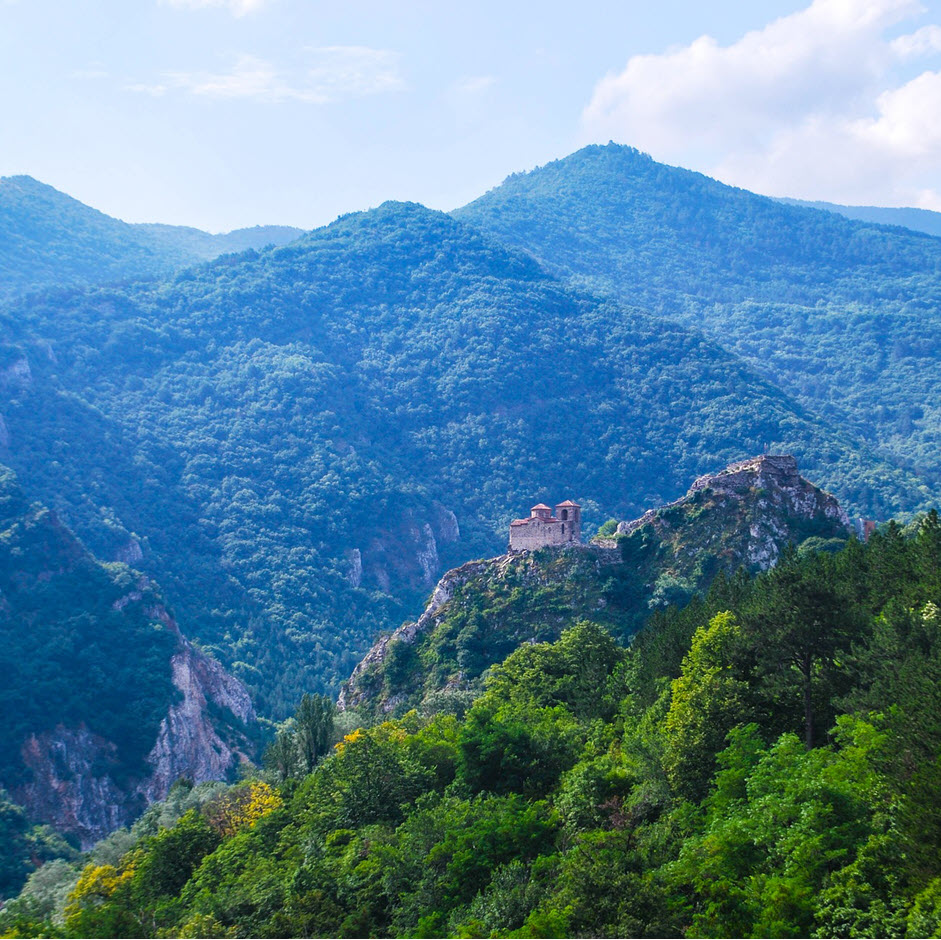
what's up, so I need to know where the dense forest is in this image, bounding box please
[0,464,179,787]
[3,518,940,938]
[3,150,941,939]
[0,200,932,717]
[456,143,941,483]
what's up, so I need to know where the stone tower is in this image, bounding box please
[554,500,581,543]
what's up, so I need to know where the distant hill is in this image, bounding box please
[0,175,303,301]
[135,222,306,260]
[340,454,854,717]
[1,201,923,716]
[455,144,941,484]
[777,197,941,239]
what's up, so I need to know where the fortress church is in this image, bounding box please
[509,500,581,551]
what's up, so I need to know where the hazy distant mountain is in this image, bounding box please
[136,222,307,260]
[0,175,303,301]
[1,201,922,715]
[455,144,941,482]
[777,197,941,239]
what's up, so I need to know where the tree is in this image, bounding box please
[294,694,336,774]
[744,552,859,748]
[663,611,752,801]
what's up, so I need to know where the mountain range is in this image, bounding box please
[777,197,941,239]
[456,144,941,484]
[3,144,941,879]
[1,190,933,720]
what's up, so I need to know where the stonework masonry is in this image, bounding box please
[509,500,581,551]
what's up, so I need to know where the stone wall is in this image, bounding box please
[510,518,573,551]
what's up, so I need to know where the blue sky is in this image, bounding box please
[1,0,939,231]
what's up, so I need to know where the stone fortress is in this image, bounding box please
[509,500,581,551]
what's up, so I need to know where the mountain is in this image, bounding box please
[0,175,303,301]
[777,197,941,239]
[339,454,853,716]
[0,201,929,717]
[0,464,256,852]
[454,144,941,484]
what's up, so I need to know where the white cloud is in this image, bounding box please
[303,46,405,99]
[161,0,271,16]
[129,47,404,104]
[581,0,941,207]
[453,75,497,96]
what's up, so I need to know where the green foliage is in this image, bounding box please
[0,792,78,903]
[10,526,941,937]
[663,612,752,801]
[0,467,179,788]
[456,142,941,498]
[263,694,336,782]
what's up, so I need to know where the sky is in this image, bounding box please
[1,0,940,232]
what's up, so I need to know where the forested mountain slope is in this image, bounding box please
[0,465,256,859]
[0,202,925,716]
[0,175,302,302]
[778,197,941,238]
[455,144,941,482]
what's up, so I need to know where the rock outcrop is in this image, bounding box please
[606,455,851,569]
[142,637,255,807]
[340,455,853,717]
[12,592,256,849]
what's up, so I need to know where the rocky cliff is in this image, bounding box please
[0,464,256,848]
[340,455,852,717]
[603,454,851,575]
[16,629,255,849]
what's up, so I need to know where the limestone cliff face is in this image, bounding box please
[14,608,256,849]
[340,455,853,717]
[0,466,257,849]
[138,631,255,809]
[354,502,461,594]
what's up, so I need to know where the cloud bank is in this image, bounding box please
[582,0,941,209]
